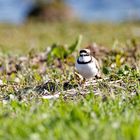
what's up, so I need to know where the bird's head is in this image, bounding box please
[77,49,91,63]
[79,49,91,57]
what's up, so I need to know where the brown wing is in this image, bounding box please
[92,57,101,78]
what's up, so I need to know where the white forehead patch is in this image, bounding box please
[80,52,88,55]
[79,55,91,62]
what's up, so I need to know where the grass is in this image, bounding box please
[0,21,140,140]
[0,21,140,54]
[1,96,140,140]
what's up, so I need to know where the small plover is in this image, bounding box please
[75,49,100,79]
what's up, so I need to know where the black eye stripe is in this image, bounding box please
[80,54,89,56]
[80,50,87,53]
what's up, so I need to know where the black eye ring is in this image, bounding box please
[80,54,89,56]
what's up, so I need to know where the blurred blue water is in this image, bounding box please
[0,0,34,24]
[0,0,140,24]
[66,0,140,22]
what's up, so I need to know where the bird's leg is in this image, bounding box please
[95,74,102,79]
[74,71,87,88]
[95,75,99,79]
[81,78,86,84]
[78,77,86,90]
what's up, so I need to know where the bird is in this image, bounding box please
[75,49,101,80]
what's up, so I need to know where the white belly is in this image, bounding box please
[75,61,98,79]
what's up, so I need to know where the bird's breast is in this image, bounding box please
[75,61,98,79]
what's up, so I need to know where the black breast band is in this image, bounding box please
[77,57,92,64]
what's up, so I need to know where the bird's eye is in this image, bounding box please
[80,53,89,56]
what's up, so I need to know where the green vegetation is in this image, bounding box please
[0,22,139,54]
[0,22,140,140]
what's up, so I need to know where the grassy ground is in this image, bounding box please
[0,21,140,140]
[0,21,140,54]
